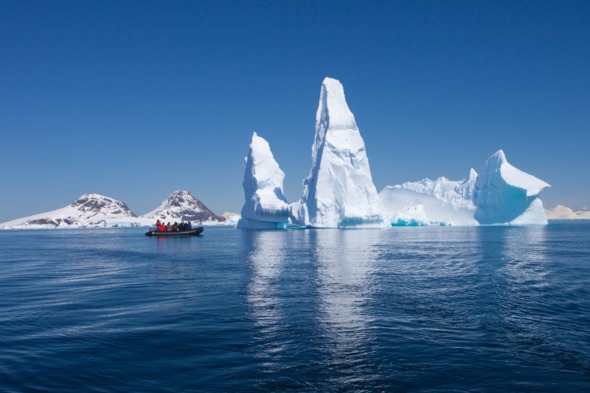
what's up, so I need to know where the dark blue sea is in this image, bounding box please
[1,223,589,392]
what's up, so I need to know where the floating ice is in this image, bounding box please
[237,132,290,229]
[381,151,550,226]
[380,170,478,226]
[474,150,550,225]
[293,77,385,228]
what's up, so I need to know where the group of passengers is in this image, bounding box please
[155,219,192,232]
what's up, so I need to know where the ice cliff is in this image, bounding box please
[237,132,291,229]
[293,77,385,228]
[380,169,478,226]
[474,150,550,225]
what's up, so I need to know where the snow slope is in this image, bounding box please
[293,77,385,228]
[0,194,137,229]
[237,132,290,229]
[0,190,230,229]
[544,205,590,220]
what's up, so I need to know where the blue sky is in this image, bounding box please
[1,0,588,222]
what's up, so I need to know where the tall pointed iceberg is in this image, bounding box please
[237,132,291,229]
[293,77,384,228]
[474,150,550,225]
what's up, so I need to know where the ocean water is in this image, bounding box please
[1,224,589,392]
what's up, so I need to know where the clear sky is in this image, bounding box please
[1,0,589,222]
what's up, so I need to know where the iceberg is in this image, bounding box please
[380,151,550,226]
[474,150,550,225]
[237,132,291,229]
[293,77,385,228]
[380,170,479,226]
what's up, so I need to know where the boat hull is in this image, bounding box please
[145,227,204,236]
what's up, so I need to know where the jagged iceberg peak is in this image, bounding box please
[316,77,358,132]
[474,150,550,225]
[393,170,477,209]
[295,77,384,228]
[237,132,290,229]
[379,170,479,227]
[142,190,224,223]
[462,168,478,201]
[487,149,549,196]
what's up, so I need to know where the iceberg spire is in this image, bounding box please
[294,77,384,228]
[237,132,290,229]
[474,150,550,225]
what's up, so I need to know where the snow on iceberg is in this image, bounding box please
[474,150,550,225]
[237,132,291,229]
[293,77,385,228]
[380,170,479,226]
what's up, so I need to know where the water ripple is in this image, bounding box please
[0,225,589,391]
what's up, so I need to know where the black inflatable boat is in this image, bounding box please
[145,227,204,236]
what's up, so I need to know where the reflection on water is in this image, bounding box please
[246,231,286,334]
[245,231,289,372]
[500,226,549,288]
[312,230,377,383]
[3,226,588,391]
[245,229,380,385]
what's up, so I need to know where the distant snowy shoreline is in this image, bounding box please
[0,191,239,230]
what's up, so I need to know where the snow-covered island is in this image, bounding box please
[0,191,231,229]
[544,205,590,220]
[238,77,554,229]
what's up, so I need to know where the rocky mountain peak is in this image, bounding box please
[141,190,225,223]
[71,194,137,217]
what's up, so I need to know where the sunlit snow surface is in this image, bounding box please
[0,191,233,229]
[0,194,137,229]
